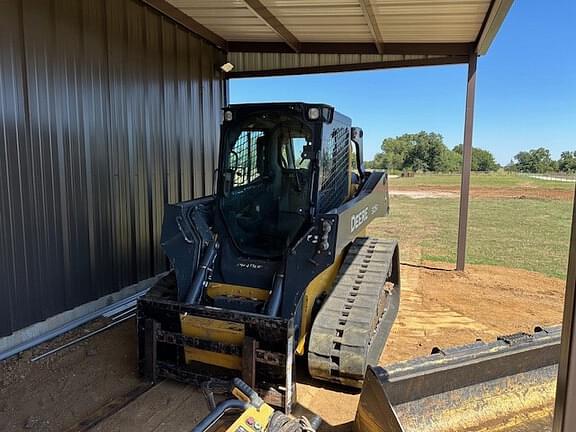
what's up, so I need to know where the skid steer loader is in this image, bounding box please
[137,103,400,411]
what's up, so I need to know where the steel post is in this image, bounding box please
[456,53,478,271]
[553,187,576,431]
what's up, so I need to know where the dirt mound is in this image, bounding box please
[392,185,573,201]
[0,318,141,432]
[390,190,457,199]
[381,262,565,364]
[298,262,565,430]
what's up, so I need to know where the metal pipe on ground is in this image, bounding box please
[0,283,153,361]
[102,300,137,318]
[30,314,136,362]
[111,307,137,321]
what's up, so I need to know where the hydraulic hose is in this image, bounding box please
[191,399,248,432]
[185,239,218,304]
[232,377,264,408]
[265,273,284,316]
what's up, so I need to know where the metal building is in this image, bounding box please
[0,0,226,341]
[1,0,575,430]
[0,0,512,353]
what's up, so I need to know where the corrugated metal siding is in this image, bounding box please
[372,0,489,42]
[168,0,491,44]
[0,0,226,337]
[169,0,283,42]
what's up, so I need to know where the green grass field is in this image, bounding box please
[368,174,574,279]
[389,172,575,191]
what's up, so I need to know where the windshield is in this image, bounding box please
[220,112,314,257]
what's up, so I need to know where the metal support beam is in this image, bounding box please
[228,56,470,79]
[553,187,576,431]
[358,0,385,54]
[141,0,227,50]
[476,0,514,55]
[456,53,478,271]
[227,42,475,56]
[243,0,301,52]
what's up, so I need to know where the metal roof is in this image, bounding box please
[143,0,514,76]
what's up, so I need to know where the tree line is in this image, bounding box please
[365,131,575,174]
[365,131,498,173]
[506,148,576,174]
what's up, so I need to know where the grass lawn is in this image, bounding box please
[368,174,574,279]
[389,172,575,191]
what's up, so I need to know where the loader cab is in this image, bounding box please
[216,103,365,262]
[218,103,330,258]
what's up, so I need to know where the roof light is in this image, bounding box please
[307,107,321,120]
[220,62,235,73]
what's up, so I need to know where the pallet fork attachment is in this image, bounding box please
[138,283,297,413]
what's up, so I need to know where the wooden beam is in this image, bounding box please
[227,41,475,56]
[228,56,469,78]
[141,0,227,50]
[456,53,478,271]
[143,319,159,383]
[358,0,385,54]
[242,337,257,389]
[243,0,301,52]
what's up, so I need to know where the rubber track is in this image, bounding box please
[307,237,400,388]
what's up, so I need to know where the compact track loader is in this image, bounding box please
[137,103,400,411]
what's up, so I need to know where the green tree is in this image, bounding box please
[367,132,498,173]
[513,147,556,173]
[403,132,447,172]
[558,151,576,173]
[379,135,412,170]
[365,152,387,169]
[453,145,499,172]
[373,131,450,172]
[440,150,462,173]
[504,160,517,172]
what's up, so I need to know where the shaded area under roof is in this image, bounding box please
[143,0,513,77]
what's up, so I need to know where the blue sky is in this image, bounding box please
[230,1,575,164]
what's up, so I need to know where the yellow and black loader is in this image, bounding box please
[137,103,400,411]
[138,103,561,431]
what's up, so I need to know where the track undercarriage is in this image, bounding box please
[308,238,400,387]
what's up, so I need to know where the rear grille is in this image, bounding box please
[319,126,350,213]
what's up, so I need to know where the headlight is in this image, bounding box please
[220,62,235,73]
[307,107,320,120]
[224,110,233,122]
